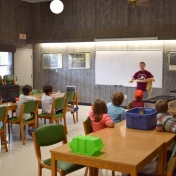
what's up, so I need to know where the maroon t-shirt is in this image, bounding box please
[133,70,153,91]
[131,100,144,108]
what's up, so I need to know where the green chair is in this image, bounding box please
[3,75,15,85]
[32,89,43,94]
[127,101,132,110]
[7,100,40,145]
[65,92,79,123]
[130,143,176,176]
[83,116,93,135]
[0,106,8,152]
[32,124,84,176]
[38,97,68,134]
[0,75,4,85]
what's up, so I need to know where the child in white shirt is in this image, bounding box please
[41,85,54,113]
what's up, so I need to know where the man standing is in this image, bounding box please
[129,62,155,99]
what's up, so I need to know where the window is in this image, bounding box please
[0,52,13,76]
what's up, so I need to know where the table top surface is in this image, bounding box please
[50,120,175,167]
[144,95,176,103]
[31,93,66,98]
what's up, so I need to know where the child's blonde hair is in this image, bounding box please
[155,99,168,113]
[93,99,107,122]
[111,92,124,106]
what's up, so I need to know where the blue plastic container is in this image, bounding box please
[125,108,157,130]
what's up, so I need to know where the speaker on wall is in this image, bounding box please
[66,86,76,92]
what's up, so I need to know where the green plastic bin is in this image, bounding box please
[69,135,105,156]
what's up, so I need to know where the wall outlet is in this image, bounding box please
[124,94,127,99]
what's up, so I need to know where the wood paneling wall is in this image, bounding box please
[30,0,176,42]
[0,0,32,48]
[1,0,176,104]
[33,41,176,105]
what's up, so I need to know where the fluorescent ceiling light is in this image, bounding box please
[95,37,158,41]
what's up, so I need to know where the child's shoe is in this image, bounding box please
[71,107,79,114]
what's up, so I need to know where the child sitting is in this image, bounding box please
[15,85,40,137]
[16,85,40,120]
[89,99,114,132]
[131,90,144,108]
[155,99,176,133]
[107,92,125,123]
[41,85,54,113]
[41,85,62,114]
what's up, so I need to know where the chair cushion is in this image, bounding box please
[43,158,84,173]
[38,113,64,118]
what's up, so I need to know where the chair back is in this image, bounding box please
[127,101,132,110]
[3,75,14,85]
[83,116,93,135]
[54,97,68,110]
[66,92,75,106]
[167,143,176,174]
[34,124,67,147]
[32,89,43,94]
[0,106,8,125]
[0,75,3,85]
[23,101,38,113]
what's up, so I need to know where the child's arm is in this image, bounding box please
[107,122,114,128]
[36,98,41,101]
[156,118,164,132]
[156,125,164,132]
[104,115,115,128]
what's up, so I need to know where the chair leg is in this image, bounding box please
[3,132,8,152]
[84,167,89,176]
[72,113,76,123]
[20,125,25,145]
[8,123,10,134]
[76,110,78,122]
[44,119,46,124]
[112,171,115,176]
[63,117,68,134]
[38,164,42,176]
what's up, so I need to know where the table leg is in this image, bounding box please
[89,167,98,176]
[51,153,57,176]
[157,144,165,174]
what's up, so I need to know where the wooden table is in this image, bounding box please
[1,102,17,111]
[50,121,175,176]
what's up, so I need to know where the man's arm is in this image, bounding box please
[129,77,135,83]
[147,77,155,82]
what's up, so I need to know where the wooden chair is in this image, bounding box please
[0,106,8,152]
[3,74,15,85]
[83,117,115,176]
[65,92,79,123]
[32,124,84,176]
[127,101,132,110]
[0,75,4,85]
[7,100,40,145]
[127,143,176,176]
[38,97,68,134]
